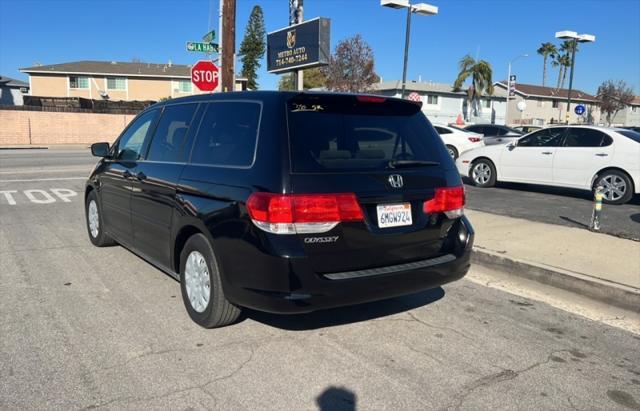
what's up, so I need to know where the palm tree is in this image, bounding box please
[453,55,494,120]
[537,42,557,87]
[553,40,578,89]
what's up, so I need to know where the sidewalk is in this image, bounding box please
[466,209,640,311]
[0,144,90,150]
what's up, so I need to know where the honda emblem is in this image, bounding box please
[388,174,403,188]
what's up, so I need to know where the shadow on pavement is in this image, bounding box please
[316,386,357,411]
[559,216,590,229]
[244,287,445,331]
[631,214,640,224]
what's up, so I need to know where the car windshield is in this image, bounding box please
[617,129,640,143]
[287,95,446,172]
[449,125,475,133]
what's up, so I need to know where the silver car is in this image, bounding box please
[464,124,523,145]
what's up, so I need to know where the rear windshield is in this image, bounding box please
[287,95,445,172]
[617,129,640,143]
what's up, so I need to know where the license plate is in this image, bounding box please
[376,203,412,228]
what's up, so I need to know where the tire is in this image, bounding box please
[85,190,116,247]
[180,234,241,328]
[446,145,459,160]
[470,159,497,188]
[595,170,634,205]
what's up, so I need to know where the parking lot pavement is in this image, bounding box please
[1,150,639,410]
[464,180,640,241]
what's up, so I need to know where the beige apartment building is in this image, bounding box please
[494,82,601,126]
[20,60,247,101]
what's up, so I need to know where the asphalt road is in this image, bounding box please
[465,180,640,241]
[1,149,639,410]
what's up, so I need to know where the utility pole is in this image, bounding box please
[221,0,236,92]
[290,0,304,91]
[217,0,224,92]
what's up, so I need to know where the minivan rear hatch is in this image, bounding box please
[283,93,462,274]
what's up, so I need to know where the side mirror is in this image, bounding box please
[508,141,517,149]
[91,142,110,158]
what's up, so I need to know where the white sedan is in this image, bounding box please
[456,126,640,205]
[433,124,484,159]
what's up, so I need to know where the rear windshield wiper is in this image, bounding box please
[387,160,440,169]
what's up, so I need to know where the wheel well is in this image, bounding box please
[173,225,203,274]
[84,185,94,203]
[592,167,635,191]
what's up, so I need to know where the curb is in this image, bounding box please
[471,248,640,313]
[0,146,48,150]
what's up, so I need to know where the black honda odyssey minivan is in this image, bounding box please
[85,91,474,328]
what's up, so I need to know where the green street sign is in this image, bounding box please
[186,41,219,54]
[202,30,216,43]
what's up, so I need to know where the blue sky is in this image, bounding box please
[1,0,639,94]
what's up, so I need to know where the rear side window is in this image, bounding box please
[115,109,159,161]
[191,102,261,167]
[288,95,445,172]
[146,103,198,162]
[563,128,611,147]
[434,126,452,134]
[465,125,483,134]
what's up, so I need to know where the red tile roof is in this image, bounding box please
[496,82,599,102]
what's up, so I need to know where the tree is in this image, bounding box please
[552,40,578,90]
[323,35,378,93]
[597,80,634,125]
[277,67,328,91]
[238,5,266,90]
[452,55,494,120]
[537,42,557,87]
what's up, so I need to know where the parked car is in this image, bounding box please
[464,124,523,146]
[85,92,474,328]
[456,126,640,204]
[622,126,640,133]
[513,125,543,134]
[432,124,484,159]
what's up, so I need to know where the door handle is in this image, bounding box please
[135,172,147,181]
[595,153,608,157]
[541,151,553,155]
[123,170,133,179]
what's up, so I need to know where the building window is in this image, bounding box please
[552,100,559,108]
[483,99,491,108]
[69,76,88,89]
[178,80,192,93]
[426,95,438,105]
[106,77,126,90]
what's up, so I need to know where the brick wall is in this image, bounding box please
[0,110,134,145]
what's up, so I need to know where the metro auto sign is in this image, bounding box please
[267,17,331,73]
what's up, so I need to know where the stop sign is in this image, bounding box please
[191,60,219,91]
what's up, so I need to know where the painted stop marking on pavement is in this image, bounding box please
[191,60,219,91]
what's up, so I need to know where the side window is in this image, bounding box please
[518,128,566,147]
[191,102,261,167]
[115,109,158,161]
[563,128,609,147]
[434,126,452,134]
[146,103,198,162]
[496,127,509,136]
[466,125,483,134]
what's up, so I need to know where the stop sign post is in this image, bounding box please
[191,60,219,92]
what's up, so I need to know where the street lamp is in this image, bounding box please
[555,30,596,123]
[381,0,438,99]
[505,54,528,126]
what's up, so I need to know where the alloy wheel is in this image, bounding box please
[88,200,99,238]
[472,163,491,185]
[599,175,626,202]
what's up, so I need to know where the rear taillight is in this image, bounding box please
[247,193,364,234]
[423,186,465,218]
[468,137,482,143]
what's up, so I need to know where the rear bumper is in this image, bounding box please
[221,216,474,314]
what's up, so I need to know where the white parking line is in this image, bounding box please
[0,168,91,175]
[0,177,86,183]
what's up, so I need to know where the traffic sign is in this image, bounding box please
[575,104,586,115]
[186,42,218,54]
[191,60,219,91]
[509,75,516,97]
[202,30,216,43]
